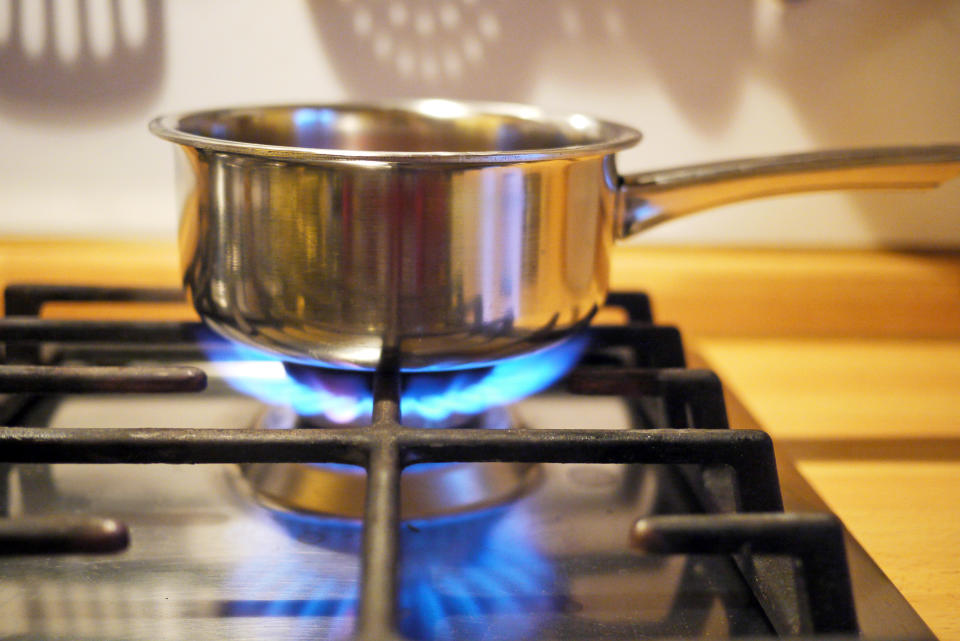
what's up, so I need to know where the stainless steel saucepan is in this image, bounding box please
[150,99,960,371]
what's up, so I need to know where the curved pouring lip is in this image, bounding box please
[148,99,642,165]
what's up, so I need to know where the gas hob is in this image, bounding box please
[0,286,937,641]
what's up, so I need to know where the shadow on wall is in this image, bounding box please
[0,0,165,124]
[754,1,960,247]
[306,1,542,106]
[308,0,951,140]
[759,1,956,144]
[307,0,754,134]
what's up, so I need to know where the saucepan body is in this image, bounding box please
[150,100,960,371]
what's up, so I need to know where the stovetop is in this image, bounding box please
[0,286,938,641]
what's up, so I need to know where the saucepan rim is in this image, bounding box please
[148,98,642,165]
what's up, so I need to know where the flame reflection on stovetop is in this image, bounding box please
[226,504,561,641]
[205,334,589,426]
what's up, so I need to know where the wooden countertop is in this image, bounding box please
[2,240,959,639]
[696,338,960,641]
[613,247,960,640]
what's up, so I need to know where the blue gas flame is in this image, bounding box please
[226,504,561,641]
[206,334,588,425]
[397,508,561,640]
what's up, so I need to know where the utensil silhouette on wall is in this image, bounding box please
[308,0,542,102]
[0,0,164,123]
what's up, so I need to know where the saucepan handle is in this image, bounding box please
[616,145,960,238]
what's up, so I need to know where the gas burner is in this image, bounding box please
[241,405,538,519]
[210,337,589,427]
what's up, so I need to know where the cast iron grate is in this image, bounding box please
[0,284,857,638]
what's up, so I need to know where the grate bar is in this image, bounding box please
[631,512,857,634]
[4,285,186,316]
[357,369,404,641]
[2,285,211,362]
[590,325,686,368]
[400,425,753,462]
[0,427,371,466]
[399,426,781,512]
[603,292,654,323]
[357,439,402,641]
[0,318,217,343]
[0,425,783,512]
[567,367,730,429]
[0,515,129,556]
[0,365,207,393]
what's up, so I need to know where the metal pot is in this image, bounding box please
[150,99,960,371]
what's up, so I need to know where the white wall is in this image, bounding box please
[1,0,959,247]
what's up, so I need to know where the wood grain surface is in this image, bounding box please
[795,460,960,641]
[610,246,960,338]
[696,338,960,641]
[2,239,959,638]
